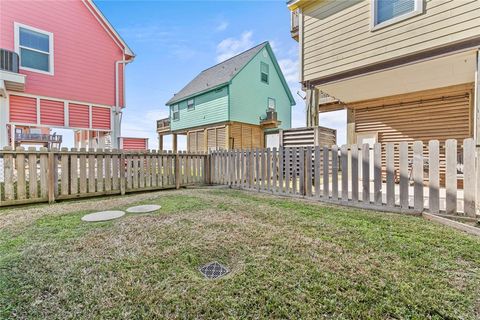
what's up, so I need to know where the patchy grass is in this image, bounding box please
[1,188,479,319]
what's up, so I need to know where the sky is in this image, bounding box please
[77,0,346,149]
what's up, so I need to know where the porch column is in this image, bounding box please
[474,50,480,215]
[306,87,319,127]
[172,133,178,153]
[111,107,121,149]
[158,133,163,151]
[0,96,8,148]
[347,108,355,145]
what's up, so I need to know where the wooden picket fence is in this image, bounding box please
[0,147,209,207]
[211,138,479,217]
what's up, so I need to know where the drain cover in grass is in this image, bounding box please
[199,261,229,279]
[126,204,161,213]
[81,211,125,222]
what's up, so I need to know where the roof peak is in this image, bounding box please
[201,41,269,73]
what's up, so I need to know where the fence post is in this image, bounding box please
[204,153,211,185]
[175,152,181,189]
[48,151,56,204]
[120,151,126,195]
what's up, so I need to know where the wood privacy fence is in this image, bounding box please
[211,138,479,217]
[0,147,209,207]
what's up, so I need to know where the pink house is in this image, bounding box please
[0,0,135,149]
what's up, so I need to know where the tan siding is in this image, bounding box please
[302,0,480,81]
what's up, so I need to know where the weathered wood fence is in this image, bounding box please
[0,147,209,207]
[211,139,479,217]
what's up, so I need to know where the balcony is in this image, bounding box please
[290,9,299,41]
[260,110,282,129]
[15,133,62,147]
[0,49,26,93]
[156,118,171,133]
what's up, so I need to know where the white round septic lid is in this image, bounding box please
[126,205,161,213]
[81,210,125,222]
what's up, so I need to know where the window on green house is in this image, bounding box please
[172,104,179,120]
[268,98,276,110]
[261,62,269,84]
[187,99,195,110]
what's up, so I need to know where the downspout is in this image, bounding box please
[114,54,133,148]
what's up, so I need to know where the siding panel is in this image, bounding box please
[302,0,480,81]
[91,106,111,130]
[9,95,37,124]
[40,99,64,126]
[68,103,90,129]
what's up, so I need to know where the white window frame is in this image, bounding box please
[267,97,276,111]
[370,0,424,31]
[172,104,180,121]
[187,99,195,111]
[14,22,54,75]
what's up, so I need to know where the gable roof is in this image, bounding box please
[83,0,135,58]
[166,42,269,105]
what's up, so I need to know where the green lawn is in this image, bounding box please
[0,188,479,319]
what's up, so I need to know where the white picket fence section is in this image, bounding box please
[211,139,479,217]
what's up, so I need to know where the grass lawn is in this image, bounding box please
[1,188,479,319]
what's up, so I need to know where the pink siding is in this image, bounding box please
[40,99,64,127]
[68,103,89,129]
[9,95,37,124]
[121,138,148,151]
[91,106,111,130]
[1,0,127,107]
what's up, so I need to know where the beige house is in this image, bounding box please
[288,0,480,149]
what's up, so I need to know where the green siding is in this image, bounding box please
[229,47,293,129]
[170,86,229,131]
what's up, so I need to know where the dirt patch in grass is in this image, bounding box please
[1,188,479,319]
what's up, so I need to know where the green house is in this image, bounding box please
[157,42,295,152]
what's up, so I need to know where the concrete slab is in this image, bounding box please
[81,210,125,222]
[126,204,161,213]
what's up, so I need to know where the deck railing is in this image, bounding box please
[157,118,171,131]
[15,133,62,143]
[0,49,19,73]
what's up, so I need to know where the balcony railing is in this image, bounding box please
[15,133,62,144]
[157,118,171,132]
[1,49,19,73]
[260,110,281,129]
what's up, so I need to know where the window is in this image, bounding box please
[267,98,276,111]
[172,104,179,120]
[14,23,54,74]
[187,99,195,110]
[372,0,423,29]
[260,62,269,84]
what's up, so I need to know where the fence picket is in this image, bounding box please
[306,146,313,197]
[105,151,112,192]
[70,149,78,195]
[112,151,119,191]
[399,142,409,209]
[413,141,424,212]
[386,143,395,207]
[428,141,440,214]
[96,150,104,193]
[79,148,87,194]
[331,145,338,200]
[373,143,382,205]
[285,148,291,194]
[88,149,96,193]
[15,147,26,200]
[266,148,271,191]
[341,145,348,201]
[278,147,284,194]
[351,145,358,202]
[463,138,476,217]
[60,148,69,196]
[361,144,370,203]
[323,146,329,198]
[28,147,38,199]
[4,147,14,200]
[299,147,305,196]
[445,139,457,215]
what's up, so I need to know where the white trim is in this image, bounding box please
[64,101,69,127]
[81,0,134,57]
[14,22,54,75]
[88,105,93,129]
[370,0,424,31]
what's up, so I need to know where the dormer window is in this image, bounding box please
[14,23,54,75]
[371,0,423,30]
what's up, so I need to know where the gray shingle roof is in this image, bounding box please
[166,42,268,105]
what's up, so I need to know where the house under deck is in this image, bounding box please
[315,50,479,190]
